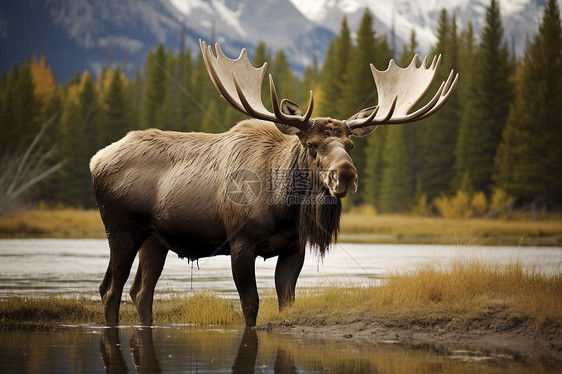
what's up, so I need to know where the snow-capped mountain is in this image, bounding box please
[288,0,554,57]
[0,0,554,81]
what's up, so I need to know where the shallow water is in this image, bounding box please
[0,325,557,373]
[0,239,560,300]
[0,240,561,373]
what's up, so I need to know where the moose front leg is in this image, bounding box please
[275,246,305,311]
[230,240,259,327]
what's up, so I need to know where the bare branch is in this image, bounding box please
[0,117,66,214]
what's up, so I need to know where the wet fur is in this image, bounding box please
[90,120,341,258]
[90,119,344,326]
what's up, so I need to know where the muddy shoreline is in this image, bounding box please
[260,313,562,365]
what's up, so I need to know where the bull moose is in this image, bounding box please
[90,40,458,327]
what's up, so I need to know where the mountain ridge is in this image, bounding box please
[0,0,553,81]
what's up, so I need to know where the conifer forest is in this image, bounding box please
[1,0,561,215]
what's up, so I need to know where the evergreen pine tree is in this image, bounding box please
[302,56,320,114]
[379,125,411,212]
[99,67,130,147]
[319,18,351,118]
[253,41,270,67]
[453,23,477,190]
[400,29,419,195]
[339,11,380,117]
[455,0,514,193]
[126,67,143,129]
[60,73,99,207]
[342,9,390,205]
[179,49,195,131]
[415,10,461,200]
[154,50,184,131]
[494,0,562,206]
[188,55,212,131]
[376,30,420,212]
[140,44,167,129]
[334,17,352,117]
[0,63,40,149]
[318,40,337,117]
[200,99,223,133]
[0,65,19,150]
[271,49,295,103]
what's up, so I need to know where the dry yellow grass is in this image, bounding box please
[0,208,105,238]
[259,259,562,331]
[1,207,562,246]
[1,260,560,332]
[0,291,243,329]
[340,213,562,246]
[152,291,243,326]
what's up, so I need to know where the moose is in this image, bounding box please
[90,40,458,327]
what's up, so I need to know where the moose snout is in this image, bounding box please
[328,161,358,198]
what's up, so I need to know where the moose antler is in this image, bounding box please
[346,55,459,130]
[199,40,314,132]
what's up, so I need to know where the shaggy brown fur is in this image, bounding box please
[91,118,356,327]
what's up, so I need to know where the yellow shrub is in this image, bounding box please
[490,188,513,216]
[412,194,431,216]
[434,191,472,218]
[348,204,378,216]
[471,191,488,217]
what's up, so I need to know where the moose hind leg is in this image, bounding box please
[230,240,259,327]
[275,246,305,311]
[101,230,146,325]
[130,235,168,324]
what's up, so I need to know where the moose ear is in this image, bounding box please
[281,99,303,116]
[346,106,379,137]
[275,99,303,135]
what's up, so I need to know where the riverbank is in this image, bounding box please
[258,259,562,362]
[1,208,561,246]
[1,259,560,362]
[262,309,562,365]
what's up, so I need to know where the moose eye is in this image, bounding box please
[306,143,317,158]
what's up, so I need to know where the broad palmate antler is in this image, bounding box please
[200,40,314,132]
[200,40,458,135]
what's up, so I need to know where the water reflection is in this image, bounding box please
[0,325,558,373]
[100,327,300,374]
[91,325,559,374]
[231,329,258,374]
[101,327,161,373]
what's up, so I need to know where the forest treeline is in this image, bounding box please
[0,0,560,215]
